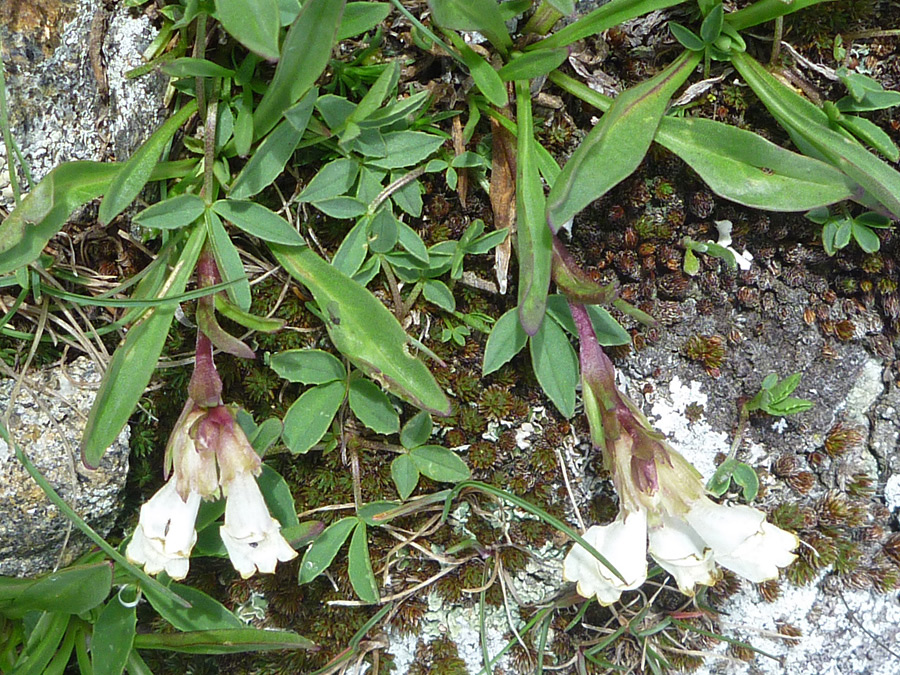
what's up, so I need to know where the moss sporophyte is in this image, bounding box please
[562,303,798,605]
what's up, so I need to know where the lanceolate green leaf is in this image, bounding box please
[497,48,569,82]
[349,378,400,434]
[347,522,380,603]
[529,314,578,418]
[428,0,512,54]
[282,380,345,453]
[532,0,684,50]
[482,307,528,375]
[206,209,252,311]
[132,628,314,653]
[726,0,834,31]
[270,349,346,384]
[391,454,419,500]
[546,50,700,231]
[0,562,112,618]
[515,80,552,336]
[215,0,281,60]
[91,597,137,675]
[299,517,357,583]
[337,1,392,40]
[253,0,346,139]
[212,199,305,245]
[230,89,318,199]
[443,30,508,108]
[0,162,119,275]
[731,51,900,219]
[99,99,198,224]
[81,225,206,467]
[655,117,855,211]
[271,244,452,415]
[134,193,206,230]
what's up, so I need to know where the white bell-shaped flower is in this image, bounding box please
[125,477,201,580]
[648,511,720,594]
[220,472,298,578]
[563,510,648,605]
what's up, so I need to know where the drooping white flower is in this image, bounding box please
[564,302,799,605]
[126,477,201,580]
[219,472,297,579]
[563,510,648,605]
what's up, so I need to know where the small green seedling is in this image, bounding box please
[806,205,892,255]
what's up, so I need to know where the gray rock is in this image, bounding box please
[0,357,129,577]
[0,0,166,209]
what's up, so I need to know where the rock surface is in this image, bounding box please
[0,0,166,208]
[0,357,129,577]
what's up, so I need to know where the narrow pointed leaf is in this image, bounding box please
[530,314,577,417]
[212,199,305,245]
[391,455,420,500]
[515,80,552,335]
[337,2,392,40]
[482,307,528,375]
[253,0,346,139]
[838,114,900,162]
[270,349,346,384]
[428,0,512,53]
[92,597,137,675]
[134,194,206,230]
[0,162,119,275]
[347,522,380,602]
[206,209,253,310]
[271,244,452,415]
[99,100,198,224]
[444,30,508,107]
[133,628,314,653]
[547,51,700,230]
[143,581,243,632]
[215,0,281,60]
[497,48,569,81]
[400,410,433,449]
[299,517,357,583]
[82,225,205,467]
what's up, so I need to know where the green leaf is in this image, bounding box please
[396,220,429,263]
[587,305,631,346]
[731,462,759,502]
[366,131,445,169]
[271,349,346,384]
[731,51,900,219]
[400,410,433,449]
[134,194,206,230]
[347,522,380,603]
[206,209,252,311]
[392,176,425,218]
[0,162,119,275]
[92,596,137,675]
[706,458,736,496]
[82,225,205,467]
[497,48,569,81]
[282,380,346,453]
[299,517,357,583]
[298,158,360,202]
[99,100,198,224]
[11,611,68,675]
[428,0,512,53]
[143,581,243,633]
[250,417,284,454]
[315,197,368,219]
[482,307,528,375]
[655,117,855,211]
[529,315,577,418]
[257,464,300,528]
[668,22,704,51]
[271,245,452,415]
[683,247,700,275]
[133,628,314,654]
[547,51,700,230]
[767,396,814,416]
[391,455,420,500]
[835,219,853,249]
[367,208,399,253]
[212,199,305,245]
[337,2,391,40]
[410,445,471,482]
[253,0,346,139]
[215,0,281,60]
[349,378,400,434]
[351,61,401,124]
[284,87,319,135]
[229,117,305,199]
[162,57,236,78]
[333,218,370,276]
[851,221,881,253]
[443,30,508,107]
[423,279,456,312]
[837,114,900,162]
[700,2,723,44]
[0,562,112,618]
[214,295,285,332]
[760,373,778,389]
[727,0,841,31]
[515,80,552,335]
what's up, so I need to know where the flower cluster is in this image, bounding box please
[126,334,296,580]
[562,304,798,605]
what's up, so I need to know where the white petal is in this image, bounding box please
[125,478,200,580]
[686,499,798,583]
[563,510,648,606]
[648,515,719,595]
[220,473,297,578]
